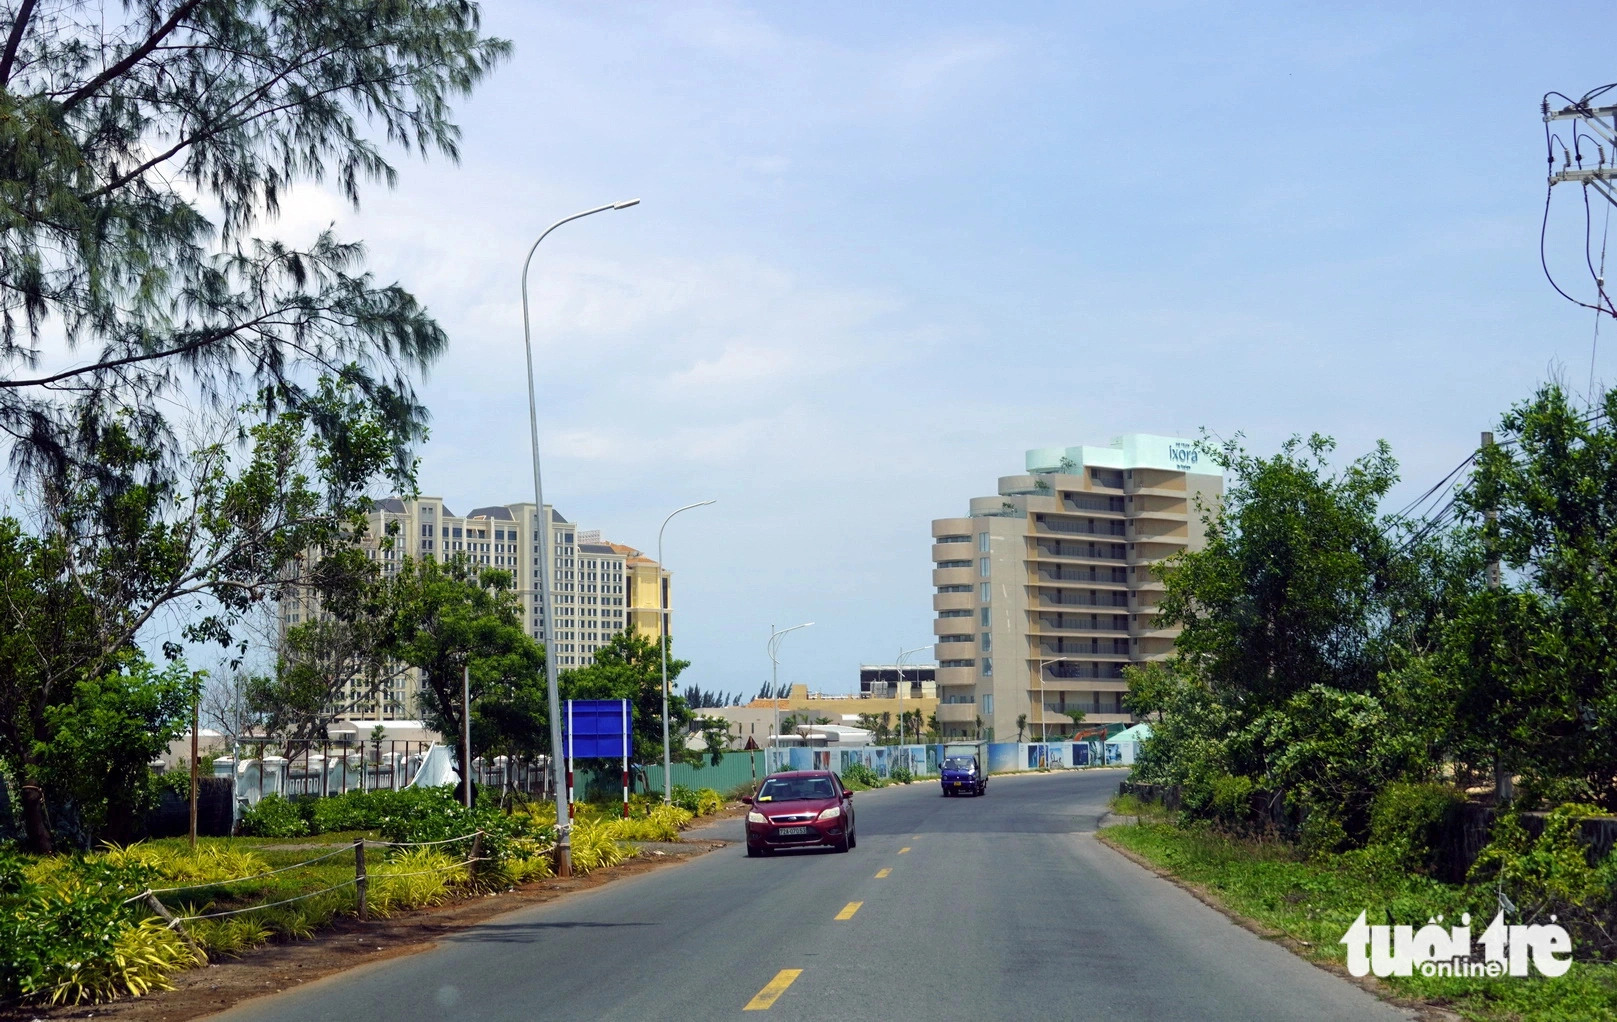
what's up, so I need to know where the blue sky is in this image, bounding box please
[267,1,1617,696]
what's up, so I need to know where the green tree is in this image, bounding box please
[0,1,507,494]
[1064,709,1086,731]
[1447,384,1617,807]
[1136,433,1464,838]
[40,657,198,844]
[1015,713,1028,742]
[925,712,940,743]
[0,388,395,853]
[561,632,695,787]
[376,555,547,764]
[1159,433,1411,708]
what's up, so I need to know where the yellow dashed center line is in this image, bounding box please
[744,969,802,1010]
[835,901,863,920]
[898,846,911,854]
[875,868,891,878]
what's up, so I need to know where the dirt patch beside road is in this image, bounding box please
[0,841,728,1022]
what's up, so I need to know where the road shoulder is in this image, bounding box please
[0,841,727,1022]
[1094,828,1461,1022]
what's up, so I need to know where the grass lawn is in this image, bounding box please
[1100,806,1617,1022]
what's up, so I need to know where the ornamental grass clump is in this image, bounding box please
[99,842,269,888]
[368,848,468,916]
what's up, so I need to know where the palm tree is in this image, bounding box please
[1016,714,1028,743]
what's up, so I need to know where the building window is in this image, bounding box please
[981,658,993,677]
[979,557,990,577]
[980,607,990,626]
[983,694,994,714]
[980,632,991,652]
[978,532,990,553]
[937,559,971,569]
[937,534,969,544]
[980,583,991,603]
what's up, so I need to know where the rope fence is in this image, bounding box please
[127,830,494,930]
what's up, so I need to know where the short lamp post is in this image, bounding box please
[1035,657,1076,743]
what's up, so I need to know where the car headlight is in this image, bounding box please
[817,805,842,821]
[747,811,766,824]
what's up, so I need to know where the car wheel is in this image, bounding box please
[849,826,857,849]
[835,832,850,853]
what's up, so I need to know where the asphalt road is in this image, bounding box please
[207,770,1411,1022]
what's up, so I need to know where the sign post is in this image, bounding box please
[563,699,632,820]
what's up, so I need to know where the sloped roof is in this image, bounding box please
[1105,722,1154,746]
[467,505,515,520]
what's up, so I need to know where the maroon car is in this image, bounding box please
[744,770,857,856]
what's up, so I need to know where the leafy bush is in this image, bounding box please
[890,766,915,784]
[1368,782,1464,874]
[669,784,700,814]
[238,794,309,838]
[374,787,524,862]
[1208,773,1257,827]
[840,763,881,790]
[1470,802,1617,959]
[0,860,200,1005]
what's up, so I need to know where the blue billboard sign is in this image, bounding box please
[565,699,630,759]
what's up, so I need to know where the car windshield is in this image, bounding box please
[943,756,976,771]
[757,777,834,801]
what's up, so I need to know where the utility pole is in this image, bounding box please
[1483,431,1511,804]
[461,664,473,809]
[188,679,199,849]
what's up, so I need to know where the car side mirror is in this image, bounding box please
[843,790,853,800]
[741,796,753,804]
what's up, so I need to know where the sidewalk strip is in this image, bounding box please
[744,969,802,1010]
[835,901,863,920]
[875,868,891,878]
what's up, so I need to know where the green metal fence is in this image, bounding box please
[641,752,766,796]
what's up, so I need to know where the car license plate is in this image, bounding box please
[777,826,811,836]
[953,782,964,787]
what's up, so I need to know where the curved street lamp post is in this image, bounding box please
[658,500,716,803]
[894,644,932,750]
[767,623,814,748]
[520,198,639,876]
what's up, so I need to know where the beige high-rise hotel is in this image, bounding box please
[929,435,1221,741]
[284,497,669,720]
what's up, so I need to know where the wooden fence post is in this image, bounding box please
[354,838,368,922]
[145,892,207,960]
